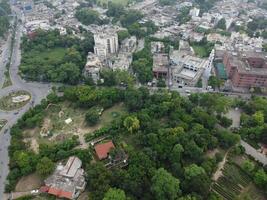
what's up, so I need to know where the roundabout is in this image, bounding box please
[0,90,31,111]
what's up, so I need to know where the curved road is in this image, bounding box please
[0,7,52,199]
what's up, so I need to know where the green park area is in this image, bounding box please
[191,41,214,58]
[192,45,209,57]
[19,30,88,84]
[20,47,67,80]
[22,100,126,151]
[6,87,267,200]
[0,90,31,111]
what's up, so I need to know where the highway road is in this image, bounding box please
[0,7,52,199]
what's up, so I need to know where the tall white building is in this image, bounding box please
[93,27,119,60]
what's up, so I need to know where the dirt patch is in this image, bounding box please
[77,192,90,200]
[23,127,39,138]
[212,150,230,181]
[225,108,241,128]
[15,173,43,192]
[23,138,39,153]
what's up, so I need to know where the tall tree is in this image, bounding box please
[36,157,55,178]
[151,168,181,200]
[103,188,127,200]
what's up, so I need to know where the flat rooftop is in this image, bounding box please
[227,51,267,75]
[179,69,197,79]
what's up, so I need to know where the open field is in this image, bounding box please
[22,47,66,66]
[15,173,42,192]
[0,90,31,111]
[22,102,126,151]
[192,45,209,58]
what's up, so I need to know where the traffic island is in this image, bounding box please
[0,119,7,131]
[0,90,31,111]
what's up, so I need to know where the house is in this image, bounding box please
[94,140,129,169]
[42,156,86,200]
[94,141,115,160]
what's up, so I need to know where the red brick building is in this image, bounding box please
[223,52,267,88]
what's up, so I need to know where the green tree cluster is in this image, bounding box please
[20,30,92,84]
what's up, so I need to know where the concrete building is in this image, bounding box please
[223,51,267,88]
[189,7,200,17]
[83,53,103,84]
[93,27,119,60]
[151,42,165,54]
[170,50,208,86]
[41,156,86,200]
[153,53,169,79]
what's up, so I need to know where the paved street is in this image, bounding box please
[0,8,52,199]
[240,140,267,166]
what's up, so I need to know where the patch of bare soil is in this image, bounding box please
[15,173,43,192]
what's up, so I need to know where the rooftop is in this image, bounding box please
[226,51,267,75]
[94,141,115,160]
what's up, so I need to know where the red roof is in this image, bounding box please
[59,191,73,199]
[47,187,73,199]
[94,141,115,160]
[48,187,61,196]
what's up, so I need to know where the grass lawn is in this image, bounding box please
[100,103,127,127]
[0,90,31,111]
[22,47,66,65]
[192,45,209,58]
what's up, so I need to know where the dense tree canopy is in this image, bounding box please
[103,188,127,200]
[151,168,181,200]
[36,157,55,178]
[7,86,262,199]
[75,8,106,25]
[20,30,92,84]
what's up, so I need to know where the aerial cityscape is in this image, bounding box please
[0,0,267,199]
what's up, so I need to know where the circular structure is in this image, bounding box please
[0,90,31,111]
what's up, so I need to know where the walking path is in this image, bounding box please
[240,140,267,166]
[213,150,230,181]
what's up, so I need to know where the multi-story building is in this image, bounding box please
[93,27,119,60]
[83,53,103,84]
[170,50,208,86]
[41,156,86,200]
[223,51,267,88]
